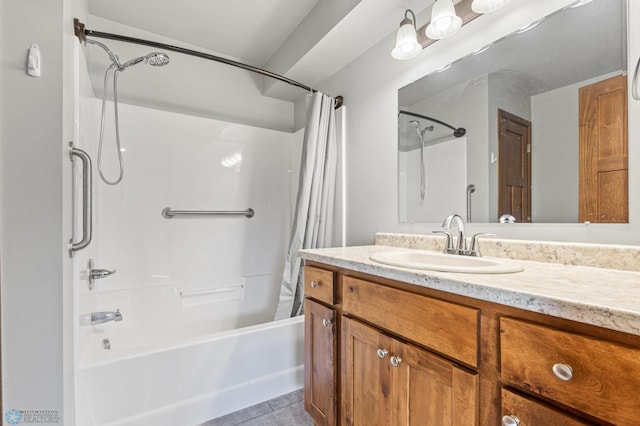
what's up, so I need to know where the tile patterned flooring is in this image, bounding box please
[199,389,314,426]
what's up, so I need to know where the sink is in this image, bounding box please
[369,250,524,274]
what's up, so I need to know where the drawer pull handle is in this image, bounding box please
[376,349,388,359]
[501,415,520,426]
[310,280,320,288]
[322,318,332,327]
[552,363,573,381]
[390,356,403,367]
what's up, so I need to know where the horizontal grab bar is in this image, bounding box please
[179,285,244,297]
[162,207,254,219]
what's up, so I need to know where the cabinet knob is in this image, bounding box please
[390,356,402,367]
[322,318,333,327]
[376,348,388,359]
[552,363,573,381]
[310,280,320,288]
[501,415,520,426]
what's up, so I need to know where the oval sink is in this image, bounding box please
[369,250,523,274]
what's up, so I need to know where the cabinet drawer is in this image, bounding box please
[501,389,588,426]
[342,276,479,367]
[304,266,335,304]
[500,317,640,426]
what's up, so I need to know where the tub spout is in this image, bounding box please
[91,309,122,325]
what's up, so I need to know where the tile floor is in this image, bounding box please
[199,389,314,426]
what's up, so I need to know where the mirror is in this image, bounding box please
[398,0,628,224]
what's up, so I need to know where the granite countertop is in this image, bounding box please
[299,244,640,336]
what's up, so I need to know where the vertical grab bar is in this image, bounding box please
[69,142,93,257]
[633,55,640,100]
[466,184,476,223]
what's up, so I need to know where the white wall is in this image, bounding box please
[406,77,489,221]
[1,0,74,423]
[399,137,467,223]
[315,0,640,246]
[531,71,623,223]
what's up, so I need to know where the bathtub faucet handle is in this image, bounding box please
[91,268,116,280]
[87,259,116,290]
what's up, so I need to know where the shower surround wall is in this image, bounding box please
[78,98,298,349]
[74,49,303,422]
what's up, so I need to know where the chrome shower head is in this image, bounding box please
[145,52,170,67]
[120,52,170,70]
[408,120,420,128]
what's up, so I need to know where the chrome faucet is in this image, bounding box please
[441,214,467,254]
[434,214,495,257]
[91,310,122,325]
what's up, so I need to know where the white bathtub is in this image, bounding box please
[76,316,304,426]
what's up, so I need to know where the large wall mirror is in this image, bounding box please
[398,0,628,224]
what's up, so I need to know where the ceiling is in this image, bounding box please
[86,0,322,67]
[83,0,431,108]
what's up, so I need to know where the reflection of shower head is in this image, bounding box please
[454,128,466,137]
[120,52,170,70]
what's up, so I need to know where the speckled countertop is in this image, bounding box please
[299,235,640,336]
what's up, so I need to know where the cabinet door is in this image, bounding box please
[393,341,479,426]
[342,316,394,426]
[342,317,479,426]
[304,299,337,426]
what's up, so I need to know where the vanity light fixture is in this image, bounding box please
[425,0,462,40]
[391,9,423,60]
[471,0,511,14]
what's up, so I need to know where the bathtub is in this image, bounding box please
[76,316,305,426]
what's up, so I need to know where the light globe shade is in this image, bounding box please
[471,0,511,13]
[425,0,462,40]
[391,22,422,60]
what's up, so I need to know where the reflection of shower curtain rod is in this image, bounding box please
[399,110,466,137]
[73,18,344,109]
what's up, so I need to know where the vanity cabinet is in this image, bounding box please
[342,317,478,425]
[303,262,640,425]
[500,389,589,426]
[500,317,640,426]
[303,267,337,426]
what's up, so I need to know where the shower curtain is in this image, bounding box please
[274,92,338,320]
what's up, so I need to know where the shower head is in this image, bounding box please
[120,52,170,70]
[146,52,170,67]
[454,128,466,137]
[408,120,420,128]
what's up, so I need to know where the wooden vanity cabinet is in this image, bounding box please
[342,317,478,425]
[500,317,640,426]
[501,389,590,426]
[304,266,337,426]
[303,262,640,426]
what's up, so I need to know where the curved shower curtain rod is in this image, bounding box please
[399,110,466,137]
[73,18,344,109]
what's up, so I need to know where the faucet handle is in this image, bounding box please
[432,231,455,254]
[469,233,496,257]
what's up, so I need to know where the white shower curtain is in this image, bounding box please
[274,92,338,319]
